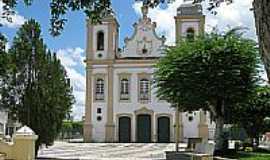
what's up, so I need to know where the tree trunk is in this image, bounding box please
[253,0,270,81]
[251,135,260,150]
[175,107,180,152]
[252,136,260,149]
[35,141,39,158]
[214,116,225,155]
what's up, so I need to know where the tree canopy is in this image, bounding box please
[234,85,270,144]
[154,29,260,154]
[0,19,75,154]
[60,120,83,139]
[136,0,232,12]
[0,34,8,78]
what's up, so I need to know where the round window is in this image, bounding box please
[97,53,103,58]
[97,116,102,121]
[188,116,193,122]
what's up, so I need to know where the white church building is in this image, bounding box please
[83,2,215,143]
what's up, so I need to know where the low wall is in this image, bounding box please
[0,126,38,160]
[0,141,12,158]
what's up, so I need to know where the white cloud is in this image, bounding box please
[132,1,268,80]
[65,67,85,92]
[132,0,256,44]
[0,2,26,28]
[133,0,183,45]
[72,91,85,121]
[56,47,86,120]
[57,47,85,67]
[6,42,10,51]
[204,0,256,39]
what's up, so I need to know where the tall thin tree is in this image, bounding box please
[6,19,74,155]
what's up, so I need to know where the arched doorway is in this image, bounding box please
[119,116,131,142]
[136,114,151,142]
[157,116,170,142]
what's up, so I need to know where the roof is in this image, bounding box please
[177,3,203,16]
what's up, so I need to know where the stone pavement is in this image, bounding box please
[38,142,185,160]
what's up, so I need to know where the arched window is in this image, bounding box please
[96,78,104,100]
[120,78,129,100]
[97,31,104,51]
[120,79,129,94]
[139,79,150,100]
[186,28,195,41]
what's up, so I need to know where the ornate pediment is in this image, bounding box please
[136,37,153,55]
[118,5,166,59]
[135,106,154,115]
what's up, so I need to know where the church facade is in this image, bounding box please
[83,2,215,143]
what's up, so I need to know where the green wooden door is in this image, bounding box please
[119,117,131,142]
[137,114,151,142]
[158,116,170,142]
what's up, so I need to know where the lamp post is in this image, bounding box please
[174,103,180,152]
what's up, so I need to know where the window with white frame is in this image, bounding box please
[120,78,129,100]
[96,78,104,100]
[139,78,150,101]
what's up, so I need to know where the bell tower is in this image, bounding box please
[175,1,205,42]
[84,14,119,142]
[86,14,119,61]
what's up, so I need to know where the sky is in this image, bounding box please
[0,0,262,120]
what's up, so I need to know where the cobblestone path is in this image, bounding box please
[38,142,183,160]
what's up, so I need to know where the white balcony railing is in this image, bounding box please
[120,94,129,100]
[96,93,104,100]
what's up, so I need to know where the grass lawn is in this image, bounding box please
[222,149,270,160]
[239,152,270,160]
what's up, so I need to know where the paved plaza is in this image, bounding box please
[38,142,185,160]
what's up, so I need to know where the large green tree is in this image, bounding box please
[234,85,270,146]
[60,120,83,139]
[2,19,74,155]
[0,34,7,81]
[0,34,15,110]
[154,29,260,154]
[0,35,8,109]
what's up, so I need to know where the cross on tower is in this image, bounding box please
[141,4,149,19]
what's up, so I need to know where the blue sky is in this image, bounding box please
[1,0,139,49]
[1,0,142,120]
[1,0,262,120]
